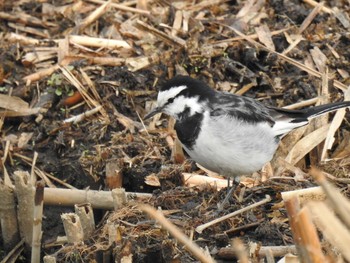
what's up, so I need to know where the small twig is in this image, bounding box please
[63,106,102,124]
[283,97,320,110]
[1,140,13,186]
[86,0,150,15]
[195,195,271,233]
[72,0,112,34]
[30,151,38,185]
[13,153,57,188]
[136,20,186,48]
[210,27,291,45]
[303,0,333,14]
[139,204,216,263]
[225,220,263,235]
[67,35,131,49]
[0,239,25,263]
[298,1,324,34]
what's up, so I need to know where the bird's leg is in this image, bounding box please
[217,176,237,211]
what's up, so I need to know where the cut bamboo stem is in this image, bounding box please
[0,182,20,252]
[111,188,127,210]
[43,187,151,209]
[13,171,35,247]
[61,213,84,243]
[31,181,45,263]
[74,203,95,239]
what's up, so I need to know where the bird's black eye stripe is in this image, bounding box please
[167,98,174,104]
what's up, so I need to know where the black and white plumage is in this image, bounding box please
[145,75,350,177]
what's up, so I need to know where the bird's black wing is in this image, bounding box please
[209,92,275,125]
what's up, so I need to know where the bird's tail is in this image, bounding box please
[303,101,350,119]
[271,100,350,137]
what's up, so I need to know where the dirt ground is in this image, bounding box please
[1,0,350,262]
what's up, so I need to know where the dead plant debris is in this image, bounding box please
[1,0,350,262]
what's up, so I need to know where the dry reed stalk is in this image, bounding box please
[13,171,35,247]
[61,213,84,243]
[310,167,350,229]
[74,203,95,239]
[284,196,306,262]
[295,207,327,263]
[31,181,45,263]
[307,201,350,261]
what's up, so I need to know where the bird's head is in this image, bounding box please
[144,75,214,120]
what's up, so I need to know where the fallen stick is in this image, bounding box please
[182,173,232,190]
[217,245,297,259]
[68,35,131,49]
[43,188,152,209]
[281,186,325,204]
[139,204,216,263]
[195,195,271,234]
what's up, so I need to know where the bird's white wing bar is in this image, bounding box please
[272,119,309,137]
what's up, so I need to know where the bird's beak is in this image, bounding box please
[144,106,162,120]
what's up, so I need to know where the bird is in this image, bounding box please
[144,75,350,180]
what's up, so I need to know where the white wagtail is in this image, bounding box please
[145,75,350,180]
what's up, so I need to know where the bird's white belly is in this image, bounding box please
[182,114,278,176]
